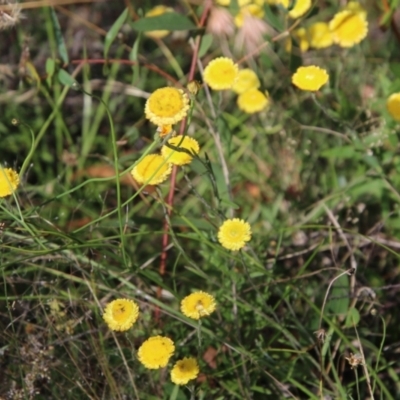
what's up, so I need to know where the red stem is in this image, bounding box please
[156,0,212,306]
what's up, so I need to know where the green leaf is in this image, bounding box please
[198,34,213,59]
[263,3,284,31]
[45,58,55,87]
[321,146,358,159]
[50,7,69,65]
[327,273,349,317]
[104,8,129,59]
[129,32,141,84]
[131,12,196,32]
[344,307,360,328]
[57,69,78,87]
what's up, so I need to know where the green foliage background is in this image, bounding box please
[1,0,400,399]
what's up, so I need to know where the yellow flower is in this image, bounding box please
[286,27,309,53]
[102,299,140,332]
[138,336,175,369]
[0,167,19,198]
[144,6,173,39]
[234,4,264,28]
[291,65,329,91]
[288,0,312,19]
[232,69,260,95]
[345,1,367,19]
[181,291,217,320]
[131,154,172,185]
[237,88,269,114]
[218,218,251,251]
[203,57,239,90]
[171,357,200,385]
[145,87,189,126]
[308,22,333,49]
[329,7,368,48]
[386,93,400,121]
[161,135,200,166]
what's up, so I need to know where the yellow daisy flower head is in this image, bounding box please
[0,167,19,198]
[203,57,239,91]
[145,87,189,126]
[292,65,329,91]
[144,6,174,39]
[171,357,200,385]
[161,135,200,166]
[288,0,312,19]
[237,88,269,114]
[218,218,252,251]
[131,154,172,185]
[386,93,400,121]
[232,69,260,95]
[138,336,175,369]
[234,4,264,28]
[329,8,368,48]
[345,1,367,19]
[308,22,333,49]
[181,291,217,320]
[102,299,140,332]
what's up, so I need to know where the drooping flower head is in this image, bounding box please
[232,69,260,95]
[145,87,189,126]
[161,135,200,166]
[131,154,172,185]
[218,218,252,251]
[144,6,174,39]
[156,124,173,138]
[0,167,19,198]
[308,22,333,49]
[237,88,269,114]
[138,336,175,369]
[171,357,200,385]
[102,299,140,332]
[181,291,217,320]
[291,66,329,91]
[387,93,400,121]
[329,4,368,48]
[203,57,239,90]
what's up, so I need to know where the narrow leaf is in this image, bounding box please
[50,7,69,65]
[104,8,129,59]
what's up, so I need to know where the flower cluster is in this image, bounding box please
[131,86,200,186]
[287,2,368,52]
[102,291,217,385]
[203,58,268,114]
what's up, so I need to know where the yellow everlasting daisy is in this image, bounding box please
[0,167,19,198]
[288,0,312,19]
[138,336,175,369]
[131,154,172,185]
[232,69,260,95]
[387,93,400,121]
[161,135,200,166]
[292,65,329,91]
[156,124,174,138]
[237,88,269,114]
[203,57,239,91]
[102,299,140,332]
[181,291,217,320]
[144,6,173,39]
[308,22,333,49]
[171,357,200,385]
[329,8,368,48]
[145,87,189,126]
[218,218,252,251]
